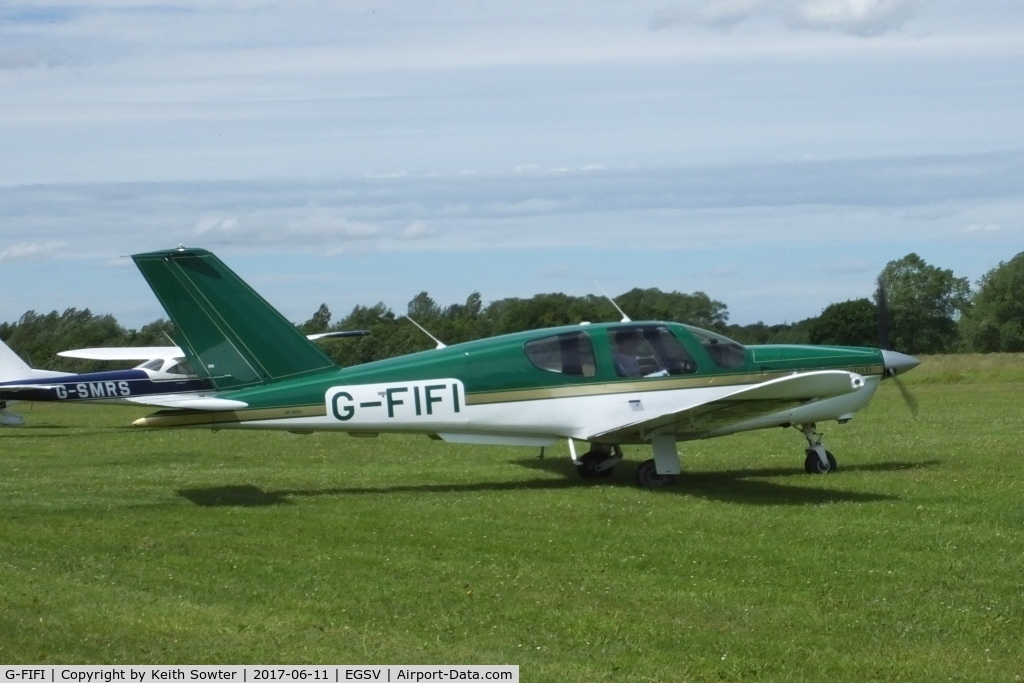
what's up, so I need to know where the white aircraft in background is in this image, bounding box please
[0,332,365,424]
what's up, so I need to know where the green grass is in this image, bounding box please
[2,355,1023,680]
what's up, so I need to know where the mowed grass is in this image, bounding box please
[1,356,1022,681]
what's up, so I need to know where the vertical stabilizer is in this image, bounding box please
[132,248,336,391]
[0,338,33,383]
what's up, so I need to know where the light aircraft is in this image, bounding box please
[124,246,920,488]
[0,333,365,415]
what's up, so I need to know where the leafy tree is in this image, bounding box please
[407,292,441,320]
[127,319,176,347]
[3,308,128,371]
[615,288,729,329]
[877,253,970,354]
[299,303,332,334]
[484,293,608,335]
[959,251,1024,352]
[807,298,878,347]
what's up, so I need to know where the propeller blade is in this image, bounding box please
[876,276,891,350]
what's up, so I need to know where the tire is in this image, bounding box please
[635,458,677,489]
[577,451,613,478]
[804,450,837,474]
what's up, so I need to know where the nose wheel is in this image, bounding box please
[804,449,837,474]
[799,423,838,474]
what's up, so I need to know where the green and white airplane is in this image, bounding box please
[129,247,920,488]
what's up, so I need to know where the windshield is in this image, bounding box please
[608,325,698,378]
[682,325,747,369]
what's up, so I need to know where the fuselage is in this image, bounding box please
[0,367,212,405]
[135,321,886,444]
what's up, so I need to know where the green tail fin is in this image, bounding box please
[132,248,335,390]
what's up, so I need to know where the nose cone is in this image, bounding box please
[881,349,921,377]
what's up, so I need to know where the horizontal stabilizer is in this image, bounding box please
[0,383,66,393]
[124,395,249,410]
[591,370,865,442]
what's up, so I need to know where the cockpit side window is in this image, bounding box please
[608,325,698,378]
[524,332,596,378]
[684,326,747,369]
[164,360,196,376]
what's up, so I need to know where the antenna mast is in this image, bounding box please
[594,281,631,322]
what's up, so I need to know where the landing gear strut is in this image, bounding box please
[799,423,837,474]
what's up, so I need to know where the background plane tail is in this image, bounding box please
[132,248,336,391]
[0,338,34,383]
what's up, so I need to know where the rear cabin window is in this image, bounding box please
[524,332,597,377]
[608,325,698,378]
[684,325,747,369]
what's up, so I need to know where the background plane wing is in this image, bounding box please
[59,332,367,362]
[306,330,369,340]
[58,346,181,361]
[589,370,865,443]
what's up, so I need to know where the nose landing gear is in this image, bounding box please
[800,423,837,474]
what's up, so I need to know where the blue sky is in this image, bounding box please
[1,1,1022,330]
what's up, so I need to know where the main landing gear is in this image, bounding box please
[571,424,839,489]
[571,434,682,489]
[800,423,837,474]
[575,443,623,478]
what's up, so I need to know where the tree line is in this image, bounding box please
[3,251,1022,373]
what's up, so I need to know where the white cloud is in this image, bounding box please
[0,240,67,262]
[788,0,930,36]
[828,258,873,274]
[0,49,68,70]
[651,0,930,35]
[400,220,438,240]
[954,223,1003,235]
[191,208,382,246]
[651,0,766,32]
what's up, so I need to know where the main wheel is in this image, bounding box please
[577,451,614,478]
[635,459,677,489]
[804,450,837,474]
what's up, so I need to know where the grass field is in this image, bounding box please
[2,355,1023,680]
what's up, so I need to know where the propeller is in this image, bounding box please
[876,276,921,417]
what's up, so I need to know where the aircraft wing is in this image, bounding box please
[123,394,248,410]
[59,332,367,362]
[307,330,369,340]
[58,346,181,361]
[589,370,865,443]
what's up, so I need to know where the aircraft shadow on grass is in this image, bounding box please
[176,459,939,508]
[0,427,136,439]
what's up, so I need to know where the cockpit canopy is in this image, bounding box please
[136,356,197,377]
[521,323,747,380]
